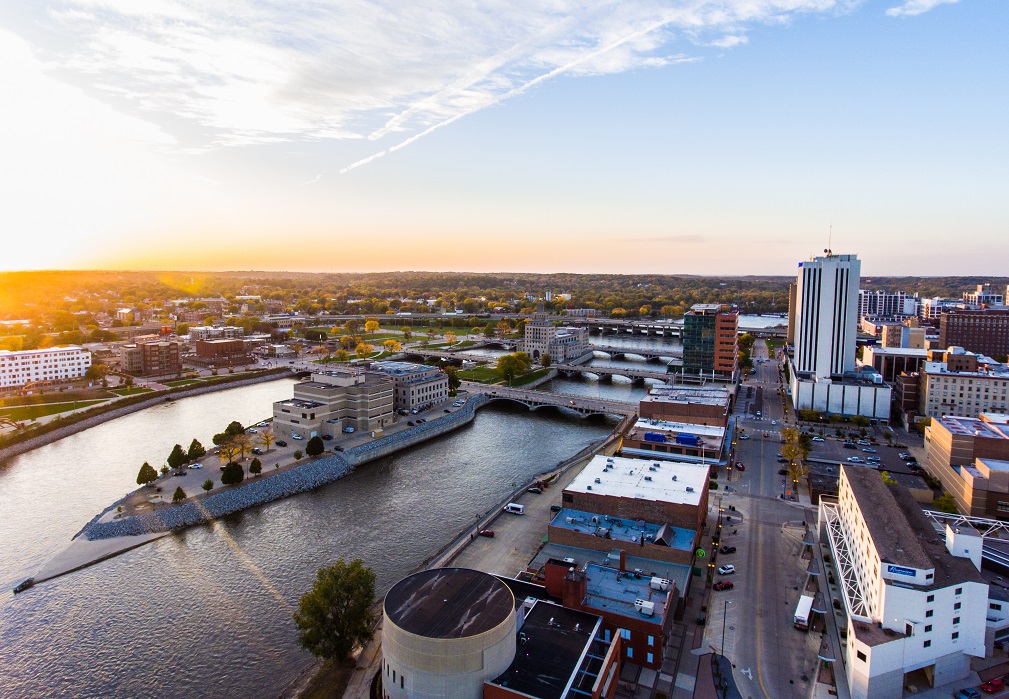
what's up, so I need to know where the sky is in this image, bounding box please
[0,0,1005,276]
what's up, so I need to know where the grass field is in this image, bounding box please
[164,378,204,387]
[458,366,502,383]
[0,399,108,421]
[511,368,551,386]
[110,386,155,396]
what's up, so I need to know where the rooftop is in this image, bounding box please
[384,568,514,639]
[864,346,928,357]
[275,398,325,409]
[935,416,1009,440]
[489,601,601,699]
[978,458,1009,474]
[627,418,726,452]
[582,563,670,622]
[565,454,709,507]
[369,361,438,376]
[530,542,691,596]
[642,385,731,407]
[549,508,695,551]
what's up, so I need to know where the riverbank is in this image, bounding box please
[0,368,291,465]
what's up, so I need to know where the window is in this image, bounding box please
[926,594,935,603]
[620,629,631,640]
[953,617,960,625]
[926,609,933,618]
[991,603,1003,611]
[626,647,633,658]
[952,632,959,641]
[955,587,963,595]
[925,625,932,632]
[954,602,961,610]
[647,653,654,664]
[648,635,654,646]
[857,651,866,662]
[923,640,931,648]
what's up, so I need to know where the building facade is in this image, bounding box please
[681,304,738,378]
[924,415,1009,518]
[819,466,988,699]
[793,253,860,380]
[141,340,181,375]
[0,346,92,390]
[638,386,732,427]
[858,290,919,320]
[272,369,394,438]
[963,284,1005,307]
[518,313,592,364]
[917,348,1009,419]
[939,310,1009,360]
[369,361,449,412]
[193,338,251,367]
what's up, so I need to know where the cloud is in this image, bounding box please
[885,0,961,17]
[625,234,706,243]
[31,0,864,157]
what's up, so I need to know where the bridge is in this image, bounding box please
[553,363,674,384]
[564,317,683,337]
[401,348,492,363]
[921,510,1009,570]
[464,383,637,417]
[591,344,682,360]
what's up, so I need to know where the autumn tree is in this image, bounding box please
[382,339,402,352]
[259,429,275,452]
[293,559,377,661]
[355,342,374,358]
[364,320,380,334]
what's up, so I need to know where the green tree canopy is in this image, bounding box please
[933,493,959,514]
[443,365,461,392]
[172,486,186,503]
[188,438,206,461]
[225,421,245,437]
[202,479,213,492]
[167,444,188,469]
[293,559,377,661]
[306,436,324,457]
[221,462,244,485]
[249,458,262,476]
[137,462,158,486]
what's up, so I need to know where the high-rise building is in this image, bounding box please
[963,284,1005,307]
[0,346,92,390]
[681,303,738,378]
[939,309,1009,360]
[858,290,918,320]
[793,253,860,380]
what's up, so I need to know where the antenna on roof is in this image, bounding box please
[824,225,833,257]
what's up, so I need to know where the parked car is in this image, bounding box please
[857,440,871,446]
[478,529,495,538]
[321,435,332,440]
[248,428,258,434]
[718,565,735,575]
[954,689,981,699]
[719,545,736,554]
[812,436,825,442]
[251,448,263,455]
[334,445,345,452]
[408,421,415,426]
[550,504,563,512]
[778,469,787,475]
[862,447,877,453]
[867,456,881,462]
[843,442,857,449]
[343,426,355,433]
[981,678,1005,693]
[444,409,451,413]
[190,463,203,469]
[846,456,863,463]
[713,581,734,591]
[417,418,427,424]
[275,440,287,447]
[527,487,542,494]
[736,463,745,472]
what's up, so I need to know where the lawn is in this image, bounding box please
[511,368,551,386]
[458,366,502,383]
[110,386,155,396]
[164,378,204,387]
[1,399,108,421]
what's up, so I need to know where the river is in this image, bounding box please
[0,378,617,698]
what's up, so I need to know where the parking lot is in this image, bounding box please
[801,432,921,477]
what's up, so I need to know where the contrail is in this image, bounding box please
[340,13,677,175]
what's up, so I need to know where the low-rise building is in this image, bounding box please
[562,454,709,533]
[788,363,892,421]
[923,415,1009,517]
[818,465,990,699]
[638,386,732,427]
[272,369,394,438]
[369,361,448,412]
[518,312,592,364]
[862,346,927,383]
[0,346,92,390]
[189,325,244,341]
[620,417,726,465]
[193,338,251,367]
[547,508,697,565]
[141,340,181,376]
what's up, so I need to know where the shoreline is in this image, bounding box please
[0,369,291,465]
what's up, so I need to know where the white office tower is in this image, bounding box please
[794,254,860,380]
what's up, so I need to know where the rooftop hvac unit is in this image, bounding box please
[648,465,657,471]
[650,577,670,591]
[587,485,592,490]
[644,476,652,481]
[594,478,601,484]
[562,557,576,564]
[566,517,575,524]
[634,599,655,616]
[685,486,694,492]
[591,516,598,524]
[671,475,677,481]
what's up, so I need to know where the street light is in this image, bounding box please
[721,599,733,657]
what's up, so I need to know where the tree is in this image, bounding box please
[933,493,959,514]
[249,458,262,476]
[124,375,134,388]
[541,353,552,368]
[355,342,374,358]
[306,436,325,458]
[496,320,511,337]
[259,429,275,452]
[167,443,189,470]
[334,349,350,362]
[85,363,109,382]
[293,559,377,661]
[294,450,303,460]
[188,438,206,461]
[232,433,253,461]
[176,322,190,336]
[160,465,170,476]
[339,335,355,350]
[382,339,402,353]
[172,486,186,503]
[218,440,240,465]
[221,462,244,485]
[483,322,495,337]
[137,462,158,486]
[443,366,461,393]
[364,320,380,334]
[400,326,412,341]
[496,352,531,384]
[343,319,362,334]
[202,479,214,492]
[225,421,245,438]
[444,331,457,345]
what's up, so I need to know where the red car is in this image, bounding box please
[735,462,745,471]
[713,581,734,591]
[763,432,770,438]
[478,529,495,538]
[981,678,1004,693]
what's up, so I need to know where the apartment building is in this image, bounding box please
[858,290,919,320]
[939,309,1009,360]
[0,346,92,390]
[818,466,989,699]
[681,304,738,378]
[963,284,1005,307]
[917,348,1009,419]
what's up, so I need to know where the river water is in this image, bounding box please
[0,378,619,698]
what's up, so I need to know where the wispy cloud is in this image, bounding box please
[626,234,706,244]
[35,1,867,158]
[886,0,961,17]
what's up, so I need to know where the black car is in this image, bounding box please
[550,504,562,512]
[527,486,542,494]
[444,408,451,413]
[719,545,737,554]
[335,445,345,452]
[275,440,288,447]
[321,435,332,440]
[251,447,263,455]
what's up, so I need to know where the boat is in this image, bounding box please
[13,578,34,594]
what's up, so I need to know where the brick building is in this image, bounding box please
[924,414,1009,518]
[939,309,1009,360]
[193,338,250,367]
[681,303,738,378]
[638,386,732,427]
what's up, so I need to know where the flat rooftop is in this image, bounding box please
[582,563,669,622]
[642,385,731,407]
[627,418,726,451]
[565,454,708,507]
[865,346,928,357]
[489,601,600,699]
[384,568,514,639]
[369,361,437,375]
[936,416,1009,440]
[979,458,1009,474]
[530,542,691,596]
[549,508,695,551]
[274,398,325,409]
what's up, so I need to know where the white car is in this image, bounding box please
[718,565,735,575]
[292,433,303,440]
[248,428,258,434]
[812,437,825,442]
[771,420,777,425]
[190,463,203,469]
[740,434,750,440]
[846,456,862,463]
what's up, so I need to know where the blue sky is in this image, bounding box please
[0,0,1005,275]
